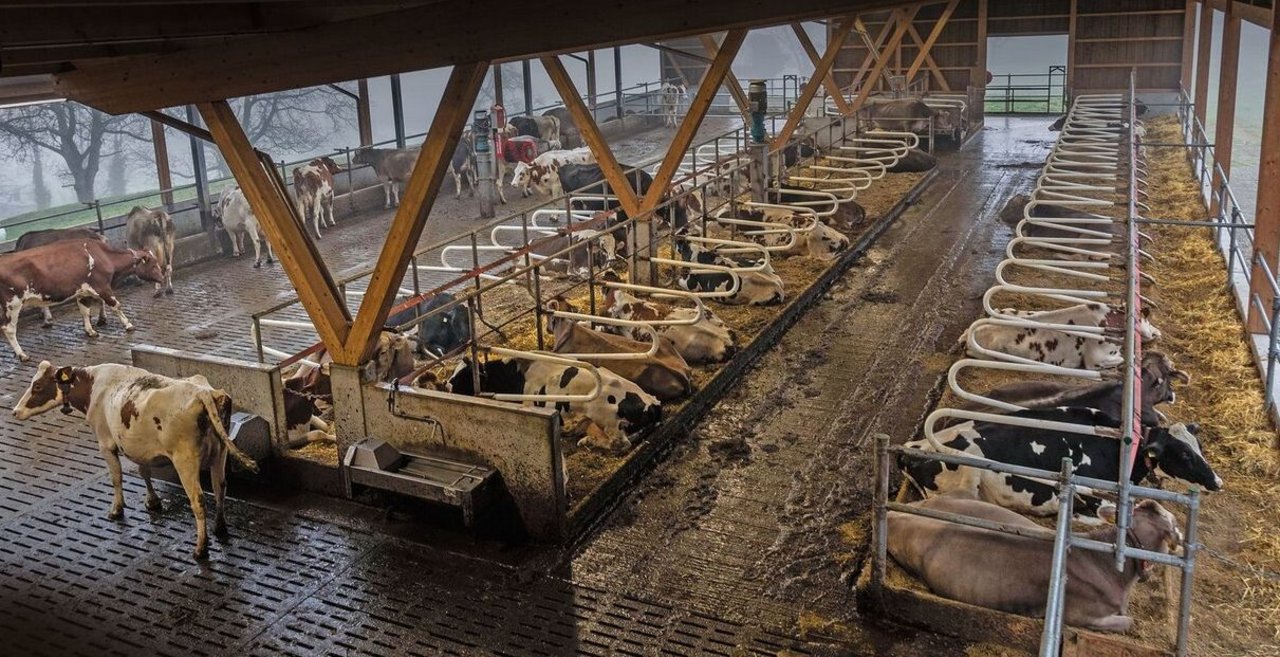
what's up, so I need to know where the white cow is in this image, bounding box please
[510,147,596,197]
[12,361,259,559]
[660,82,687,128]
[213,186,273,268]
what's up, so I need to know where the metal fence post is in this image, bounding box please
[1039,458,1077,657]
[93,201,105,234]
[1267,290,1280,410]
[1227,205,1239,285]
[872,434,890,592]
[1175,488,1201,657]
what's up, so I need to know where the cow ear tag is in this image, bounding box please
[55,368,75,415]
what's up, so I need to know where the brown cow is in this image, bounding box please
[126,205,176,297]
[1,239,164,361]
[12,227,108,327]
[546,297,693,402]
[292,157,342,240]
[353,147,418,209]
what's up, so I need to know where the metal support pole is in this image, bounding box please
[614,47,624,119]
[474,110,495,218]
[872,434,890,592]
[1175,488,1201,657]
[1267,291,1280,410]
[492,64,505,109]
[1039,458,1077,657]
[748,80,769,202]
[587,50,598,113]
[522,59,534,116]
[150,120,173,206]
[185,105,211,231]
[390,74,406,148]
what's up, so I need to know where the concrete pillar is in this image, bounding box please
[1247,4,1280,332]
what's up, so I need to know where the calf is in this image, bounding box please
[353,147,418,208]
[604,287,736,364]
[765,185,867,231]
[511,148,595,197]
[718,206,849,260]
[962,351,1190,426]
[385,292,471,358]
[889,495,1182,632]
[444,357,661,453]
[1,240,163,361]
[13,361,259,559]
[213,186,273,268]
[12,227,108,327]
[292,157,342,239]
[449,137,477,199]
[960,303,1161,370]
[546,297,693,402]
[660,82,686,128]
[126,205,176,296]
[674,230,785,306]
[901,407,1221,522]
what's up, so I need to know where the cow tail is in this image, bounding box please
[199,391,260,474]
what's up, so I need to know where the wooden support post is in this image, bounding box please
[1210,2,1241,218]
[972,0,988,92]
[848,6,920,115]
[199,100,352,352]
[701,34,753,122]
[542,54,641,217]
[1193,2,1215,129]
[357,79,373,146]
[1067,0,1078,95]
[1180,0,1197,94]
[150,119,173,205]
[905,22,952,92]
[343,62,490,364]
[904,0,959,91]
[1247,2,1280,332]
[773,16,858,149]
[790,24,855,114]
[641,29,747,210]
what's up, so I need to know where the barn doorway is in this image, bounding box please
[985,34,1069,114]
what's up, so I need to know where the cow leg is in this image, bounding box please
[231,230,242,257]
[138,463,163,512]
[452,170,463,199]
[102,293,134,332]
[164,256,174,295]
[41,307,54,327]
[210,451,228,538]
[494,172,507,204]
[323,193,336,228]
[102,445,126,520]
[381,181,392,209]
[251,233,264,269]
[2,303,29,362]
[171,450,209,559]
[96,299,107,327]
[77,297,100,337]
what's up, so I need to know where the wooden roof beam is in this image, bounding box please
[849,5,920,113]
[1247,0,1280,332]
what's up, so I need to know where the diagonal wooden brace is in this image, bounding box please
[772,16,857,149]
[849,6,920,113]
[792,23,854,115]
[904,0,958,92]
[699,34,752,123]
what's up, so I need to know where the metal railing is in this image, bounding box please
[985,67,1069,115]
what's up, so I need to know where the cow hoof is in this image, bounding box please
[18,353,30,362]
[96,316,108,327]
[145,497,163,513]
[165,288,174,296]
[214,521,229,538]
[153,290,163,298]
[86,330,99,338]
[124,325,135,332]
[107,507,124,521]
[192,545,208,561]
[253,262,262,269]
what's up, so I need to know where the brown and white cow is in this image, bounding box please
[506,115,563,150]
[353,147,418,209]
[546,297,693,402]
[716,206,850,260]
[213,186,273,268]
[1,240,163,361]
[12,227,108,327]
[13,361,259,559]
[292,157,342,240]
[660,82,687,128]
[603,287,737,365]
[510,148,596,197]
[126,205,176,296]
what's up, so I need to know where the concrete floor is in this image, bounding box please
[0,116,1058,656]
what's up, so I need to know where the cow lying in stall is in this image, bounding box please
[960,303,1161,370]
[1,240,164,361]
[674,227,786,306]
[998,194,1143,249]
[959,351,1190,426]
[385,292,472,358]
[901,406,1221,523]
[764,185,867,232]
[601,279,737,365]
[511,147,595,197]
[1048,101,1147,131]
[11,227,109,328]
[13,361,258,559]
[213,186,273,268]
[512,229,619,280]
[293,157,342,239]
[889,495,1182,632]
[545,297,693,402]
[126,205,176,297]
[863,98,958,138]
[715,205,849,260]
[353,147,418,209]
[440,357,661,453]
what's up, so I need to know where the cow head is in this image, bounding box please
[13,361,91,419]
[352,148,374,167]
[1103,306,1161,341]
[1142,351,1191,405]
[1142,424,1222,492]
[315,157,342,176]
[130,250,166,284]
[511,162,533,196]
[360,331,415,384]
[808,221,850,259]
[1130,499,1183,562]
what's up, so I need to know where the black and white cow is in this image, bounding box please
[673,228,785,306]
[385,292,472,358]
[900,407,1221,523]
[443,357,661,453]
[960,303,1161,370]
[557,163,689,229]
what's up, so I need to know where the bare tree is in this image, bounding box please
[206,87,356,177]
[32,149,51,210]
[0,102,148,204]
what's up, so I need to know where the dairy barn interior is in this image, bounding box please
[0,1,1278,655]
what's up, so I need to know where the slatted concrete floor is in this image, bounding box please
[0,117,1058,656]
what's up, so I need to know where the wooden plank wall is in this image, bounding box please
[831,0,1188,96]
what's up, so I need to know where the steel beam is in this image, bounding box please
[357,79,373,146]
[791,23,855,114]
[773,16,858,149]
[1247,3,1280,333]
[1209,1,1241,218]
[343,62,491,364]
[390,74,406,148]
[904,0,958,91]
[199,100,352,353]
[542,54,641,217]
[851,16,894,89]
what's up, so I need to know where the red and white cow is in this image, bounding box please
[716,206,850,260]
[510,148,596,197]
[213,186,273,268]
[1,239,164,362]
[292,157,342,239]
[12,361,259,559]
[603,287,737,364]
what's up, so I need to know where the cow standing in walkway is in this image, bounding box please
[353,147,418,209]
[12,361,259,559]
[12,227,108,327]
[292,157,342,239]
[0,240,163,361]
[126,205,176,297]
[214,186,273,268]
